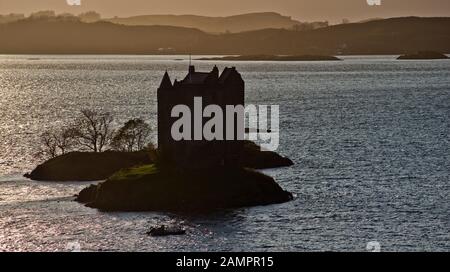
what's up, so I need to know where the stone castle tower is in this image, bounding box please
[157,65,245,169]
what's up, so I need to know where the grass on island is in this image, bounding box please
[109,164,159,181]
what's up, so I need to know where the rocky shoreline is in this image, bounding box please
[397,51,448,60]
[198,54,340,61]
[76,165,293,212]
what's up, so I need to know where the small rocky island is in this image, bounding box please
[76,164,293,212]
[39,66,294,212]
[397,51,449,60]
[199,54,340,61]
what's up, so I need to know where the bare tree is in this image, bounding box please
[37,127,76,159]
[111,119,152,152]
[56,128,77,154]
[35,110,155,159]
[71,109,115,152]
[37,131,58,159]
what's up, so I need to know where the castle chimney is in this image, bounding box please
[212,65,219,75]
[189,65,195,74]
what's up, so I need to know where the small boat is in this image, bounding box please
[147,225,186,237]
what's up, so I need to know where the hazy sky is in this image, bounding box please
[1,0,450,23]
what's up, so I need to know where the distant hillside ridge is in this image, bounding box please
[0,17,449,55]
[106,12,302,33]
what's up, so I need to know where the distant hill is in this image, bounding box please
[0,17,449,55]
[106,12,301,33]
[356,18,384,23]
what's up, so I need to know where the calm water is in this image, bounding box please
[0,55,449,251]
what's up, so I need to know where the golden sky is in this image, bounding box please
[1,0,449,23]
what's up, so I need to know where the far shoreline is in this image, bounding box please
[1,54,449,60]
[197,54,341,61]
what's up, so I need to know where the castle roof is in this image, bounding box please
[182,72,210,84]
[219,67,236,83]
[160,66,240,88]
[180,65,219,85]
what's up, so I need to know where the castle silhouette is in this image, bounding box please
[157,65,245,169]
